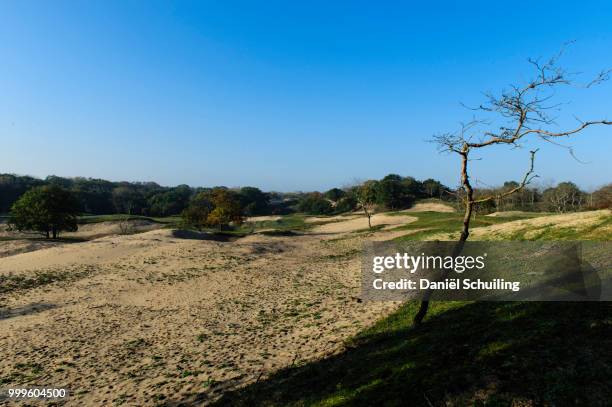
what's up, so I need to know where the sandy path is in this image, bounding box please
[0,229,399,405]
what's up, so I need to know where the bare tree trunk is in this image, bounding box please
[417,49,612,326]
[414,148,473,326]
[363,207,372,229]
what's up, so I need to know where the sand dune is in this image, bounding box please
[3,209,606,404]
[311,213,416,234]
[66,219,163,239]
[485,210,531,217]
[401,202,455,213]
[433,209,611,240]
[304,214,361,223]
[0,227,399,405]
[0,239,63,259]
[245,215,282,222]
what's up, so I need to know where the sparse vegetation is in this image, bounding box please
[215,301,612,407]
[0,265,98,295]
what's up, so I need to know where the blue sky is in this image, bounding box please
[1,1,611,191]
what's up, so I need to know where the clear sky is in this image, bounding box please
[1,1,611,192]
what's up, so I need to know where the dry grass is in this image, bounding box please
[431,209,611,240]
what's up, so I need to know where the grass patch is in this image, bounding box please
[214,301,612,406]
[392,211,535,241]
[238,214,311,233]
[506,215,612,241]
[0,266,97,295]
[0,362,44,385]
[354,224,386,234]
[212,209,611,406]
[78,214,181,225]
[322,248,361,261]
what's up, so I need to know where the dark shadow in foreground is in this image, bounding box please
[171,230,237,242]
[0,302,58,320]
[166,301,612,406]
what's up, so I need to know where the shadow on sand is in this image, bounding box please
[0,302,58,320]
[163,301,611,406]
[171,230,237,242]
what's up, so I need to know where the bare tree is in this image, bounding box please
[413,47,611,325]
[356,180,378,229]
[542,182,585,213]
[118,215,135,235]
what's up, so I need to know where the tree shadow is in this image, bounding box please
[171,230,237,242]
[0,302,58,320]
[171,301,612,406]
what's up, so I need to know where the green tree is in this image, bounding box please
[207,188,244,229]
[238,187,270,216]
[334,195,357,214]
[324,188,346,202]
[0,174,45,213]
[421,178,444,198]
[181,191,214,230]
[181,188,243,230]
[112,186,146,215]
[147,185,192,216]
[376,174,417,209]
[401,176,423,201]
[9,185,80,239]
[297,192,333,215]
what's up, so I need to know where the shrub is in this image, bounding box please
[298,193,333,215]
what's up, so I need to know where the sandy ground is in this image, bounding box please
[245,215,282,222]
[432,209,611,240]
[4,209,602,405]
[311,213,417,234]
[0,220,165,259]
[401,202,455,213]
[304,201,454,228]
[485,210,532,217]
[0,220,162,240]
[304,214,361,224]
[66,220,163,239]
[0,222,402,405]
[0,239,64,259]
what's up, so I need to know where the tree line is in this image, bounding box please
[2,173,610,218]
[465,181,611,215]
[297,176,611,216]
[0,174,272,217]
[2,173,610,238]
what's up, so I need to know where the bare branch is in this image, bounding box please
[472,150,539,204]
[434,46,610,152]
[586,69,611,88]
